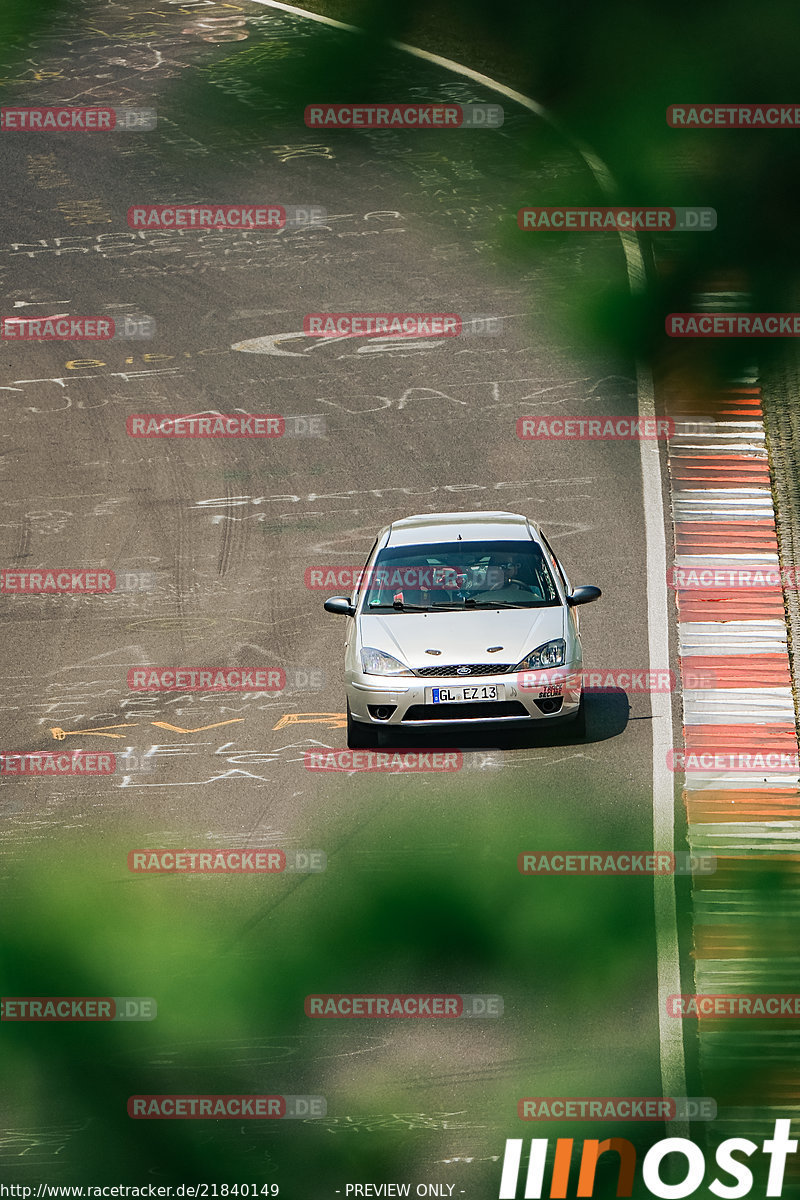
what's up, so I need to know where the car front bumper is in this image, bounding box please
[346,668,582,727]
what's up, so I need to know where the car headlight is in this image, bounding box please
[514,639,566,671]
[360,647,414,676]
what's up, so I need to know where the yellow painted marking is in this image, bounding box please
[55,200,113,227]
[272,713,347,731]
[50,718,244,740]
[150,719,244,734]
[51,723,139,741]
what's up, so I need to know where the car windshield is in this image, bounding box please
[362,539,561,611]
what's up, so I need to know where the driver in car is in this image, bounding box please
[480,555,543,599]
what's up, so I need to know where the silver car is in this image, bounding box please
[324,511,601,748]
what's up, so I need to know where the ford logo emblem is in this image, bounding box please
[456,667,471,676]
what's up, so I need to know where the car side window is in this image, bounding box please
[540,533,570,595]
[353,536,380,605]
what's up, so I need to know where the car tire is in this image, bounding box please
[571,694,586,739]
[347,702,380,749]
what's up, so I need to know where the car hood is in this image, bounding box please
[358,607,566,668]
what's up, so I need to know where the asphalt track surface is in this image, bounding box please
[0,0,691,1190]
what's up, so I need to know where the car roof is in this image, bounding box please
[385,511,542,547]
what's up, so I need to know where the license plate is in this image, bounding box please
[427,685,503,703]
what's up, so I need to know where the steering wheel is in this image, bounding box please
[507,578,542,594]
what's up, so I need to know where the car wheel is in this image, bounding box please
[571,694,586,739]
[347,702,380,749]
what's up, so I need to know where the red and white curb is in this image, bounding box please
[668,375,798,825]
[666,348,800,1132]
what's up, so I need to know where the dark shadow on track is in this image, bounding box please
[371,688,630,751]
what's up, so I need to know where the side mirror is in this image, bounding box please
[568,585,602,607]
[324,596,355,616]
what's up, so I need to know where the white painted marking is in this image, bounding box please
[674,553,779,566]
[232,329,323,356]
[682,689,795,722]
[635,362,686,1132]
[232,328,450,357]
[11,300,72,308]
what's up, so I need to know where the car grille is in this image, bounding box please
[402,701,529,721]
[414,663,514,677]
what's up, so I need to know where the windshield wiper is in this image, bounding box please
[470,601,542,608]
[392,601,473,612]
[425,603,479,611]
[367,602,436,612]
